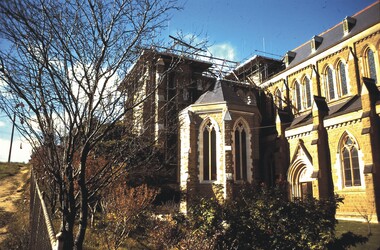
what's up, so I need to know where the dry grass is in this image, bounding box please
[0,163,30,249]
[0,163,22,180]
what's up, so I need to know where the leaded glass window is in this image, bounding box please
[234,122,247,181]
[304,77,312,108]
[341,136,361,187]
[338,61,348,95]
[326,67,335,100]
[203,121,217,181]
[367,49,377,83]
[295,81,302,111]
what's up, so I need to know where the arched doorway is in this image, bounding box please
[288,143,315,200]
[288,164,313,199]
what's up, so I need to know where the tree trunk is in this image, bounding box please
[63,163,76,250]
[75,184,88,249]
[75,150,89,249]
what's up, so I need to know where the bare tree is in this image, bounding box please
[0,0,180,249]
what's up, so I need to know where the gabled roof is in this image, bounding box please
[286,1,380,69]
[195,80,247,106]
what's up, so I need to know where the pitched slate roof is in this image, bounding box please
[287,95,362,129]
[289,112,312,128]
[286,1,380,69]
[327,95,361,118]
[195,80,247,106]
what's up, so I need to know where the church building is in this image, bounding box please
[125,2,380,222]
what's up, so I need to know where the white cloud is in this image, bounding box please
[0,138,32,163]
[0,121,5,127]
[168,32,237,62]
[208,43,236,62]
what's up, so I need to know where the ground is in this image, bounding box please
[0,163,30,245]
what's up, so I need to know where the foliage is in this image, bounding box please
[146,211,218,250]
[146,184,368,250]
[220,185,340,249]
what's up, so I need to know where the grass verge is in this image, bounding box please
[336,220,380,250]
[0,162,29,180]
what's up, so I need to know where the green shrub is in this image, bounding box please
[182,184,367,250]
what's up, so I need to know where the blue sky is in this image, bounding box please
[167,0,375,62]
[0,0,376,162]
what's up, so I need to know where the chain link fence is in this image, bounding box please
[29,172,62,250]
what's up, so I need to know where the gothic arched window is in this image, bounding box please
[303,77,312,108]
[366,48,377,83]
[341,135,361,187]
[294,81,302,112]
[203,121,217,181]
[326,66,335,100]
[338,61,348,96]
[234,122,248,181]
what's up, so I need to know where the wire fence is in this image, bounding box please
[29,171,62,250]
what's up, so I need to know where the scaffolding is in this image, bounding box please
[151,36,239,79]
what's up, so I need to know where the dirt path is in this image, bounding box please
[0,165,30,244]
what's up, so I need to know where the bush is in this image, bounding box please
[120,184,368,249]
[220,185,339,249]
[96,183,159,250]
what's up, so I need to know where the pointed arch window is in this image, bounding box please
[203,121,217,181]
[326,66,335,100]
[338,61,348,96]
[234,122,248,181]
[341,135,361,187]
[366,48,377,83]
[303,77,312,108]
[294,81,302,112]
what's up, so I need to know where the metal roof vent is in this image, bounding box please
[311,35,323,52]
[343,16,356,35]
[284,51,296,67]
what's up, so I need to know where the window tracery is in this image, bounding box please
[340,135,361,187]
